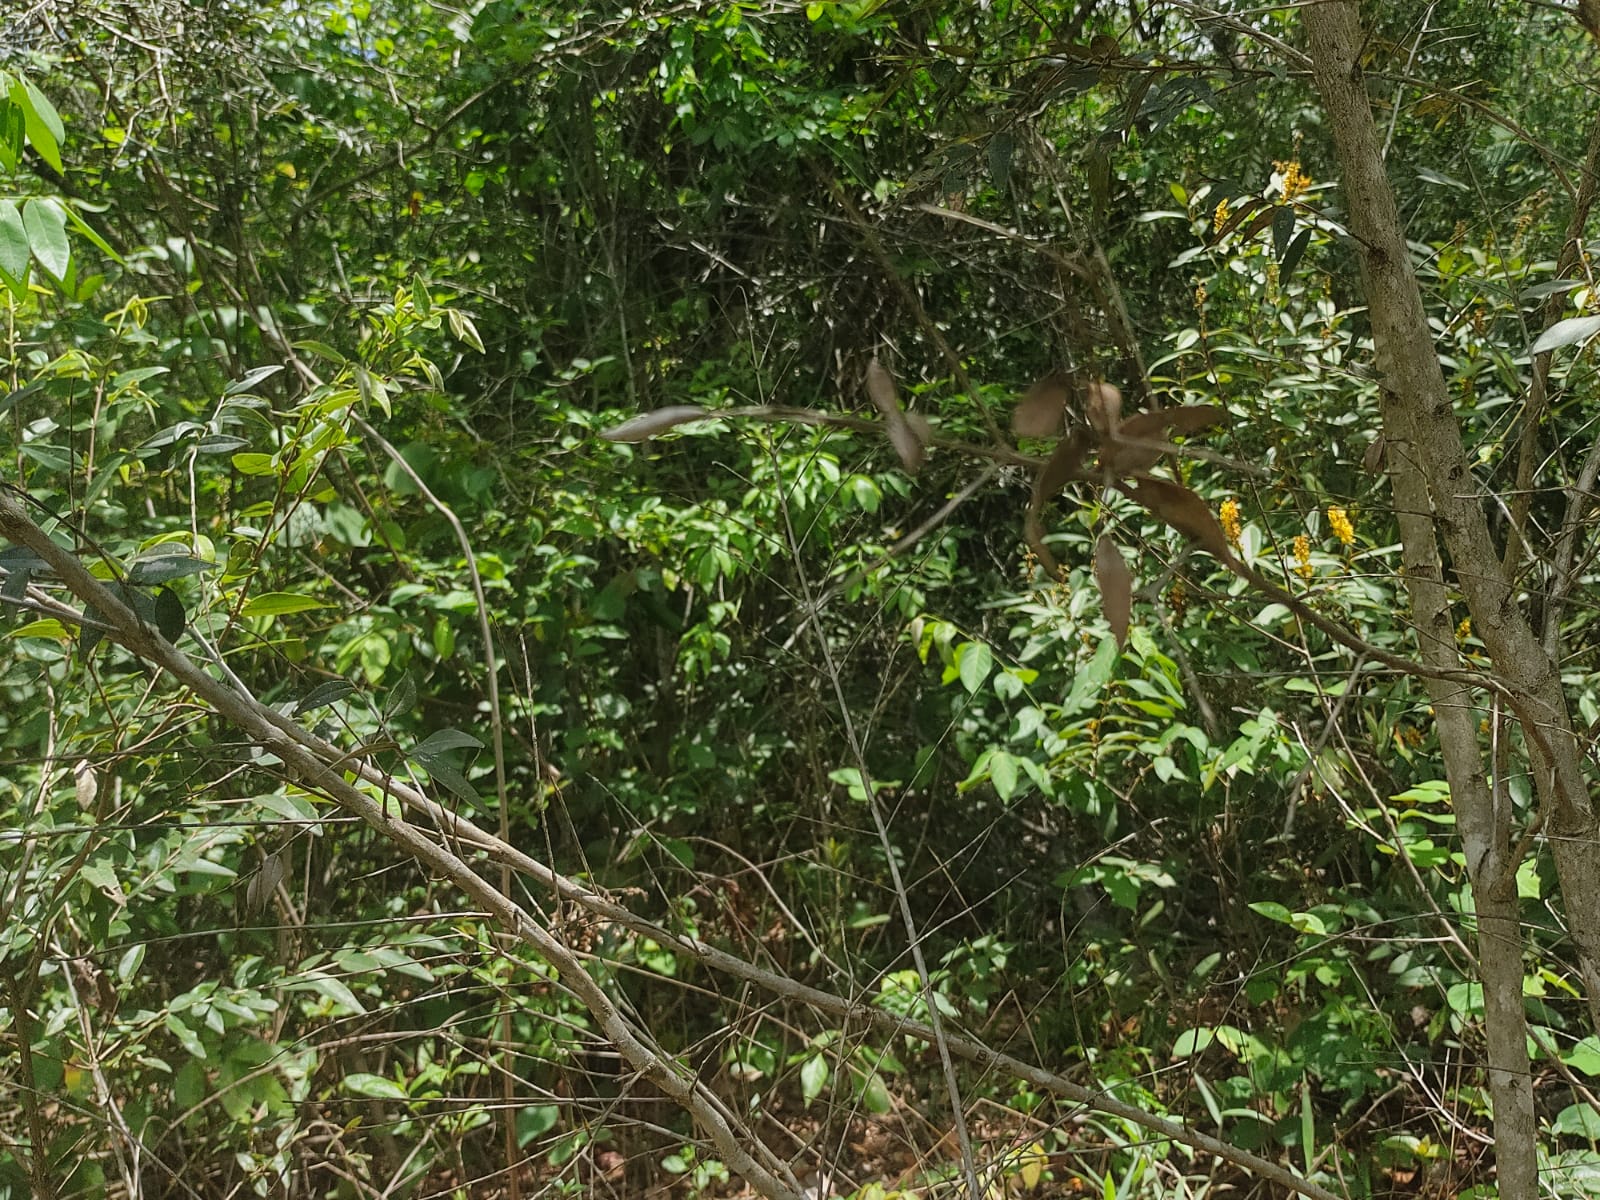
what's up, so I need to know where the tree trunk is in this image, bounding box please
[1303,5,1558,1195]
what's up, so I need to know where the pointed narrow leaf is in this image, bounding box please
[225,364,285,396]
[241,592,326,617]
[1094,535,1133,648]
[411,728,484,757]
[1013,373,1070,437]
[1529,316,1600,356]
[1280,228,1312,278]
[1124,476,1232,559]
[14,76,65,175]
[294,678,357,714]
[601,406,708,442]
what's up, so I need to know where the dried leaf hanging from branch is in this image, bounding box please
[1012,373,1072,437]
[1093,535,1133,648]
[866,357,927,474]
[1121,475,1232,560]
[601,406,709,442]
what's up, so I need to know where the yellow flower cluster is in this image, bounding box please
[1213,197,1231,233]
[1457,617,1472,642]
[1293,534,1313,581]
[1328,505,1354,546]
[1276,158,1309,202]
[1219,497,1242,550]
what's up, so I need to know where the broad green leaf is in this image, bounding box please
[0,199,28,282]
[1529,315,1600,356]
[286,970,366,1015]
[988,750,1019,800]
[1172,1028,1216,1057]
[12,76,65,174]
[800,1054,828,1106]
[343,1072,408,1101]
[22,197,69,281]
[957,641,993,694]
[241,592,327,616]
[231,452,277,475]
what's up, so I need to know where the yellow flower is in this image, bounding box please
[1219,498,1243,550]
[1275,158,1309,202]
[1328,505,1354,546]
[1457,617,1472,642]
[1293,534,1313,581]
[1212,197,1230,234]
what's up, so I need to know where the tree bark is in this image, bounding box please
[1302,5,1571,1195]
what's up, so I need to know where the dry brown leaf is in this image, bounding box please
[1085,380,1122,436]
[1024,509,1059,578]
[1364,435,1386,475]
[246,850,287,916]
[866,357,927,473]
[1123,476,1232,559]
[601,405,709,442]
[1105,405,1226,473]
[1035,425,1091,501]
[1013,374,1071,438]
[1094,535,1132,648]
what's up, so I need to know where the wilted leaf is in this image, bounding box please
[245,851,286,916]
[1013,373,1070,437]
[1106,405,1226,473]
[74,760,98,810]
[1094,536,1133,648]
[1035,425,1091,500]
[1364,435,1386,474]
[866,357,926,473]
[600,406,708,442]
[1123,476,1232,559]
[1084,380,1122,436]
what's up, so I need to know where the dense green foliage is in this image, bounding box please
[3,3,1600,1197]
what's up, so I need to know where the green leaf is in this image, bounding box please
[128,555,213,585]
[1529,316,1600,356]
[0,199,29,283]
[22,197,69,281]
[286,969,366,1015]
[12,76,65,175]
[800,1054,828,1106]
[1552,1103,1600,1139]
[411,728,484,757]
[343,1072,408,1101]
[226,364,285,396]
[231,451,277,475]
[294,678,357,714]
[957,641,993,694]
[1248,901,1293,926]
[1172,1028,1216,1057]
[988,750,1019,800]
[241,592,327,617]
[152,586,186,641]
[413,755,480,805]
